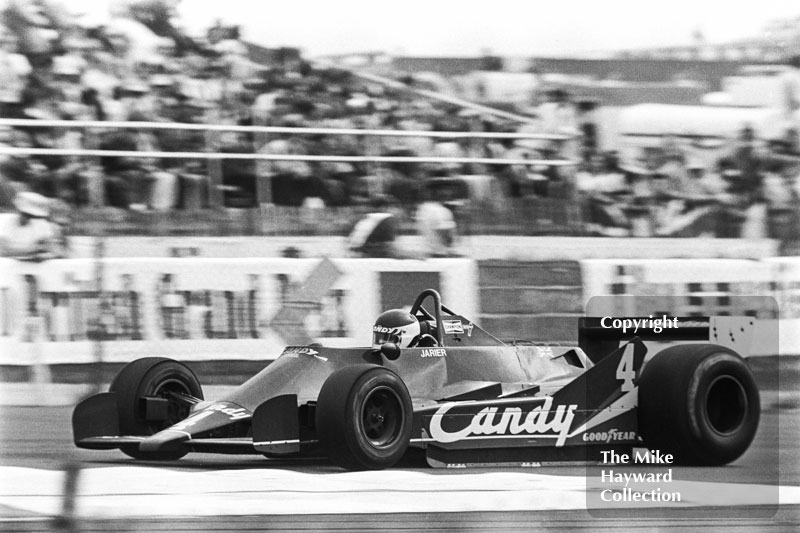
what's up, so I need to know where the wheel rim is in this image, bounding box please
[704,375,747,436]
[146,378,194,430]
[360,386,404,448]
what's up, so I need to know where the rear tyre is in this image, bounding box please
[638,344,759,465]
[316,365,412,470]
[110,357,203,460]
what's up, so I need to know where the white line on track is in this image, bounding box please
[0,466,798,518]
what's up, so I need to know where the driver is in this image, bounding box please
[372,309,438,349]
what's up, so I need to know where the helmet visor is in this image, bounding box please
[372,330,401,348]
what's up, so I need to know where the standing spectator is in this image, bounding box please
[415,188,458,258]
[719,124,768,237]
[536,89,578,136]
[52,50,88,104]
[98,130,143,208]
[252,89,284,124]
[576,100,600,164]
[381,147,425,206]
[432,139,465,177]
[347,196,400,258]
[0,32,31,118]
[0,191,59,260]
[731,124,764,202]
[79,88,107,121]
[0,126,27,209]
[579,153,635,236]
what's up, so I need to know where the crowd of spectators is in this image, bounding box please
[0,0,798,245]
[577,125,800,239]
[0,0,255,212]
[0,1,579,218]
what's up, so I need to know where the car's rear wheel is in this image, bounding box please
[638,344,759,465]
[110,357,203,460]
[316,365,412,470]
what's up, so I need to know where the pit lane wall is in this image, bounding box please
[0,257,478,365]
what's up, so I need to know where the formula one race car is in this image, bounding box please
[73,289,760,470]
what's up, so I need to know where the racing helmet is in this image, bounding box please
[372,309,420,350]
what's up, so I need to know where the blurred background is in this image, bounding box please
[0,1,799,529]
[0,0,797,380]
[0,0,796,405]
[1,0,800,242]
[0,0,797,372]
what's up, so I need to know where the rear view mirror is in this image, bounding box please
[380,342,401,361]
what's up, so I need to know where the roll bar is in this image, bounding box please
[409,289,458,347]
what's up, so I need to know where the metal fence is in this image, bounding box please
[0,118,583,236]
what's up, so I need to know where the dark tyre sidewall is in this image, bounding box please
[639,345,760,466]
[344,372,412,468]
[317,365,412,470]
[686,353,760,464]
[110,357,203,460]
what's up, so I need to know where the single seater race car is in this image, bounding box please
[73,289,760,470]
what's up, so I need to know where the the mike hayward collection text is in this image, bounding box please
[598,449,681,503]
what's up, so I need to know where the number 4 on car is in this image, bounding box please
[73,289,760,470]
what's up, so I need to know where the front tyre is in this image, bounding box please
[316,365,412,470]
[638,344,759,465]
[110,357,203,460]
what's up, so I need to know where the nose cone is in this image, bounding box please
[140,402,251,453]
[140,429,189,453]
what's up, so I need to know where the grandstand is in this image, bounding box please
[0,1,798,244]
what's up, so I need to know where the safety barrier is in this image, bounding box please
[579,258,797,356]
[3,255,799,369]
[763,257,800,318]
[63,235,780,260]
[581,259,780,316]
[0,257,477,365]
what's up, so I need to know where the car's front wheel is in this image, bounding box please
[110,357,204,460]
[316,365,412,470]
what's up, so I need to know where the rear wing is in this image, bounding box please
[578,316,756,363]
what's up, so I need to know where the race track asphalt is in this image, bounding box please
[0,401,798,532]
